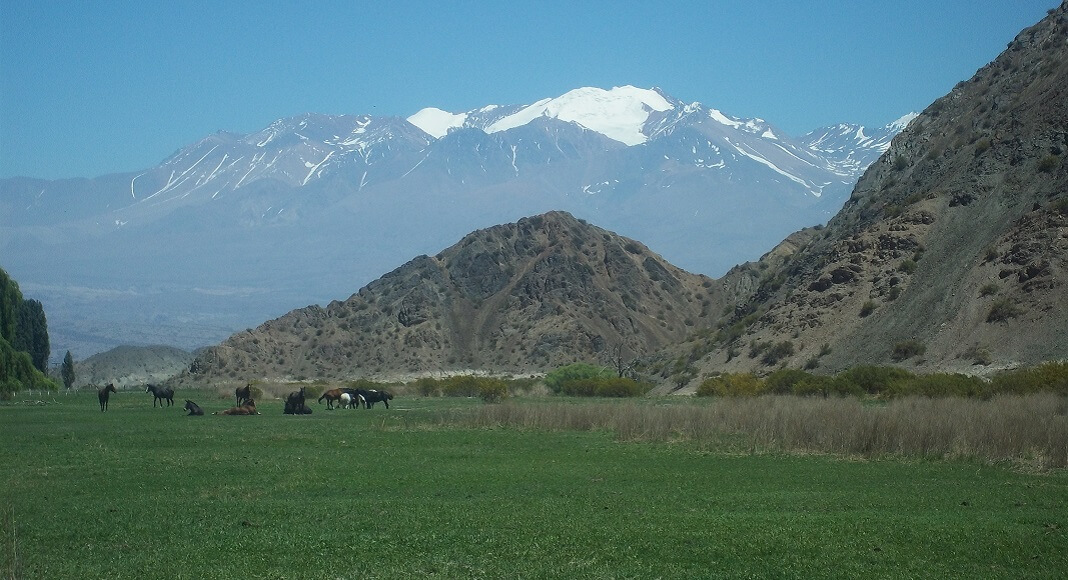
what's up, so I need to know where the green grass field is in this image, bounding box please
[2,391,1066,579]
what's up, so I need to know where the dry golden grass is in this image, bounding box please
[464,394,1068,469]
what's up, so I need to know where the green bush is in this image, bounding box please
[543,363,613,394]
[477,378,508,403]
[763,369,815,395]
[560,377,647,398]
[838,365,915,394]
[791,375,863,397]
[761,341,795,366]
[695,373,765,397]
[859,301,877,317]
[887,373,988,398]
[991,361,1068,396]
[891,340,926,361]
[986,298,1023,323]
[1037,155,1060,173]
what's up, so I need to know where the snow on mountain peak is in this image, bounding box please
[888,112,919,132]
[408,107,469,139]
[483,85,675,146]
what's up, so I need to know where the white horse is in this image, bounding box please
[339,392,365,409]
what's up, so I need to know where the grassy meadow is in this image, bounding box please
[2,389,1067,579]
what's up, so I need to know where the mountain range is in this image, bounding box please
[168,2,1068,389]
[1,85,911,362]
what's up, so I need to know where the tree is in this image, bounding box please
[14,299,49,372]
[61,351,75,390]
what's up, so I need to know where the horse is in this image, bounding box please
[235,383,252,406]
[357,388,393,409]
[146,384,174,407]
[184,400,204,416]
[339,392,366,409]
[214,398,259,415]
[283,399,313,415]
[285,386,306,412]
[97,383,117,412]
[318,388,344,410]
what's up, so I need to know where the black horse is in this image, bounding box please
[283,398,313,415]
[235,383,252,406]
[184,400,204,416]
[146,384,174,407]
[98,383,117,412]
[285,387,306,413]
[355,388,393,409]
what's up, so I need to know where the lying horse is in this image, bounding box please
[214,399,259,415]
[235,383,252,406]
[184,400,204,416]
[283,399,313,415]
[98,383,117,412]
[318,388,344,410]
[357,388,394,409]
[285,386,306,412]
[146,384,174,407]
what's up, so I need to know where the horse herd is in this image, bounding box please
[95,382,394,416]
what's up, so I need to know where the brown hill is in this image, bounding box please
[672,3,1068,382]
[74,345,194,388]
[179,211,722,384]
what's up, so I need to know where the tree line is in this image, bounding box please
[1,267,59,398]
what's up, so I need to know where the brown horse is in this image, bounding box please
[214,399,259,415]
[98,383,117,412]
[317,388,344,410]
[235,383,252,406]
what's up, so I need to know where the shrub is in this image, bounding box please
[979,283,999,297]
[414,377,443,397]
[898,259,917,274]
[477,379,508,403]
[560,377,647,398]
[695,373,765,397]
[991,361,1068,396]
[886,373,988,398]
[859,300,877,317]
[791,375,863,397]
[838,365,915,395]
[763,369,815,395]
[761,341,795,366]
[891,340,926,362]
[1037,154,1060,173]
[442,375,481,397]
[986,298,1023,322]
[543,363,612,394]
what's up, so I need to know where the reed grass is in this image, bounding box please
[463,394,1068,469]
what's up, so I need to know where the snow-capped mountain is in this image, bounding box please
[0,86,914,359]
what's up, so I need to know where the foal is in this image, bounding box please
[98,383,117,412]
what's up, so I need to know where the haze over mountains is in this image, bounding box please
[0,86,911,361]
[174,3,1068,388]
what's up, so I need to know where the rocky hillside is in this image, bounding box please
[74,345,194,388]
[176,212,724,384]
[673,3,1068,380]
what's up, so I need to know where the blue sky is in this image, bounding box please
[0,1,1058,180]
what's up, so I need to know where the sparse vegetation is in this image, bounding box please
[859,300,877,317]
[1037,154,1060,173]
[891,340,926,361]
[986,297,1024,322]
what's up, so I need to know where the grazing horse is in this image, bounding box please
[98,383,117,412]
[285,387,306,413]
[318,388,344,410]
[146,384,174,407]
[184,400,204,416]
[339,392,366,409]
[357,388,394,409]
[235,383,252,406]
[214,399,258,415]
